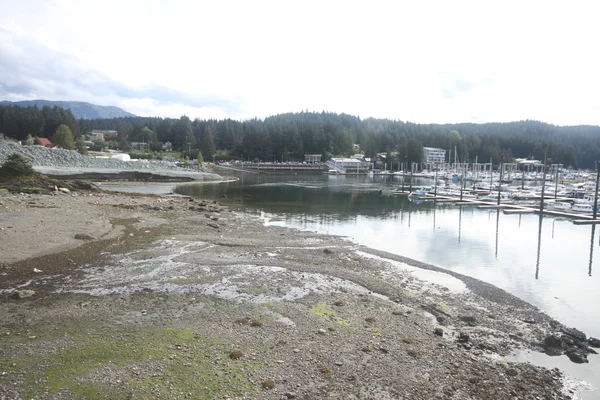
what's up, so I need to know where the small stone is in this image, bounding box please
[74,233,94,241]
[284,392,297,399]
[458,332,470,342]
[261,380,275,389]
[434,327,443,336]
[317,328,327,335]
[293,348,300,353]
[323,248,333,254]
[229,350,243,359]
[506,368,518,377]
[459,316,478,326]
[10,290,36,299]
[207,222,220,229]
[334,361,343,366]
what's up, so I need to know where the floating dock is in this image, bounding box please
[421,194,599,224]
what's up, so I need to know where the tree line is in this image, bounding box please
[2,105,600,169]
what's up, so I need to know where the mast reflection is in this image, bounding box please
[535,214,543,279]
[458,205,462,243]
[589,224,596,277]
[495,209,500,259]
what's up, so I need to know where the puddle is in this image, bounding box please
[508,349,596,400]
[356,251,467,293]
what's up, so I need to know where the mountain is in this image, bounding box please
[0,100,137,119]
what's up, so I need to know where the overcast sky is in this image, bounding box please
[1,0,599,125]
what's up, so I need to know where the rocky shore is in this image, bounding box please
[0,187,597,399]
[0,140,222,181]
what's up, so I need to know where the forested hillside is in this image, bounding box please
[0,100,136,119]
[2,106,600,169]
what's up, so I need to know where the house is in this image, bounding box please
[162,141,173,151]
[90,130,118,140]
[329,158,371,173]
[130,142,149,152]
[304,154,322,163]
[36,137,54,148]
[88,131,104,141]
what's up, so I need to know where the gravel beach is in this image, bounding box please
[0,189,597,399]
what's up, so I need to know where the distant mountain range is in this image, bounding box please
[0,100,137,119]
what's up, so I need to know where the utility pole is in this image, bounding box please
[539,144,549,214]
[489,157,493,193]
[497,155,504,205]
[434,168,438,197]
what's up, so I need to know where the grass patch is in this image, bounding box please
[10,327,263,399]
[309,304,351,326]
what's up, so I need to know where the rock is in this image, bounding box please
[317,328,327,335]
[588,337,600,348]
[10,290,36,299]
[506,368,519,377]
[323,248,333,254]
[561,335,574,346]
[566,349,588,364]
[284,392,297,399]
[33,268,42,273]
[561,326,586,341]
[544,335,564,350]
[459,316,478,326]
[207,222,220,229]
[229,350,243,359]
[58,187,70,193]
[458,332,470,342]
[334,361,343,366]
[434,328,443,336]
[74,233,95,241]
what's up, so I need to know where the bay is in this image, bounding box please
[175,172,600,397]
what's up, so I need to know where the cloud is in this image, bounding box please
[1,1,600,124]
[0,26,243,118]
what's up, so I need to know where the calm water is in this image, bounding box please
[175,173,600,397]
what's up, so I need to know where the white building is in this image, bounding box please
[329,158,371,173]
[423,147,446,164]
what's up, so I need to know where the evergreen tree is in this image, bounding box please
[52,124,75,150]
[75,136,89,155]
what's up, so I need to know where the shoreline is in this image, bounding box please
[0,189,596,399]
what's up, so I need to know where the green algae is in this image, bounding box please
[7,327,263,399]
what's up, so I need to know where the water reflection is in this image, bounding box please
[175,174,600,332]
[589,224,595,277]
[495,209,500,260]
[458,206,462,244]
[535,215,543,280]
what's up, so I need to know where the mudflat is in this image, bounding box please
[0,190,594,399]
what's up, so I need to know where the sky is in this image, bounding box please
[1,0,599,125]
